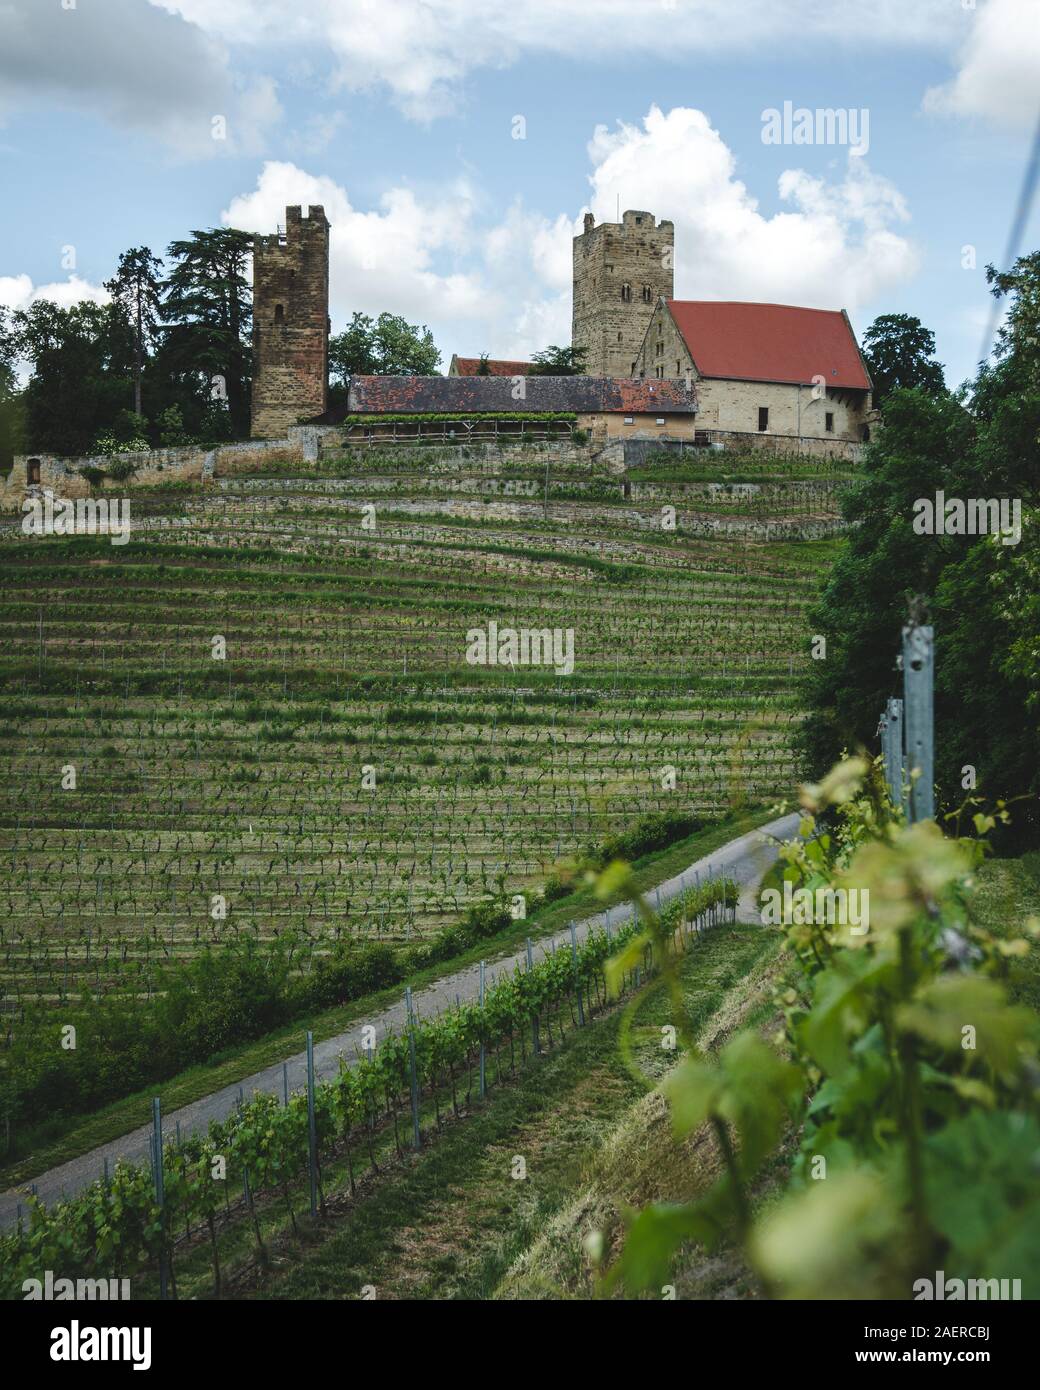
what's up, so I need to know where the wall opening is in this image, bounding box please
[274,303,285,324]
[26,458,41,484]
[758,407,769,432]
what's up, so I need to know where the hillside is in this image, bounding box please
[0,441,848,1015]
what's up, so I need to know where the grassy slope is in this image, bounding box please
[967,850,1040,1012]
[229,918,781,1301]
[0,807,772,1189]
[495,846,1040,1300]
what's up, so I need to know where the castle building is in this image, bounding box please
[632,299,873,444]
[250,205,331,438]
[572,210,674,377]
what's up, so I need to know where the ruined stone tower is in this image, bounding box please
[250,205,331,438]
[572,210,674,377]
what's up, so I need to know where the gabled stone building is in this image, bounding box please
[633,299,874,446]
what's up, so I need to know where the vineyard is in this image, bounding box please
[0,441,848,1017]
[0,878,738,1297]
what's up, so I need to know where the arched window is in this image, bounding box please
[620,283,631,302]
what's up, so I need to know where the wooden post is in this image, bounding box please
[306,1031,319,1216]
[405,987,421,1149]
[902,625,935,823]
[152,1098,168,1300]
[478,961,487,1098]
[569,921,585,1026]
[526,937,540,1054]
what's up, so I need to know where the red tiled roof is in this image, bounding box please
[667,301,871,390]
[452,356,532,376]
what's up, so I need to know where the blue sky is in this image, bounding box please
[1,0,1038,388]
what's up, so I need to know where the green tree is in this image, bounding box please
[329,311,441,379]
[528,344,587,375]
[156,404,192,448]
[0,304,16,401]
[0,304,25,470]
[861,313,946,406]
[12,299,135,455]
[105,246,164,417]
[160,228,253,437]
[328,311,377,378]
[799,258,1040,844]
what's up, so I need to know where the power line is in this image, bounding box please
[978,107,1040,366]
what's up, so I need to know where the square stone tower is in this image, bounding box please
[250,205,331,438]
[572,210,674,377]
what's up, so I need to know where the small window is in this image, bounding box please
[676,360,681,374]
[758,407,769,432]
[621,283,632,302]
[617,332,623,342]
[26,458,42,484]
[825,412,834,433]
[656,417,665,426]
[635,216,643,225]
[623,416,634,425]
[861,424,871,443]
[274,303,285,324]
[643,285,653,303]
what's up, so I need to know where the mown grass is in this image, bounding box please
[204,917,780,1301]
[968,851,1040,1012]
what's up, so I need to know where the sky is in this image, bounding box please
[1,0,1039,389]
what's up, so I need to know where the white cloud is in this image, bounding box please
[0,274,109,313]
[223,162,577,361]
[0,276,110,385]
[0,0,281,156]
[923,0,1040,130]
[224,162,487,325]
[585,107,918,313]
[222,107,918,364]
[157,0,968,121]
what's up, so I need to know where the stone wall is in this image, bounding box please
[700,428,866,464]
[693,378,869,442]
[572,210,674,377]
[0,433,322,511]
[575,411,698,449]
[250,204,331,439]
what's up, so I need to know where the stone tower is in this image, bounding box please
[572,210,674,377]
[250,205,331,438]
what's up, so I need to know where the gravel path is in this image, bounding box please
[0,811,797,1229]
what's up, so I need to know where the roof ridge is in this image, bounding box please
[667,298,846,314]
